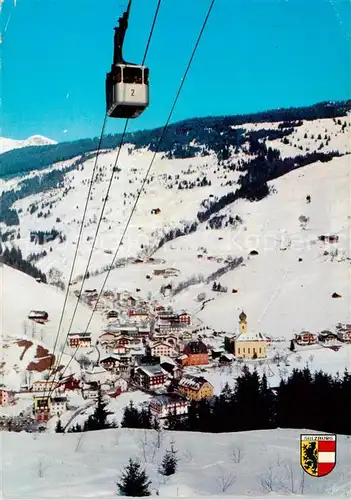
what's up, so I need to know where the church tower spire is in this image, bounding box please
[239,311,247,334]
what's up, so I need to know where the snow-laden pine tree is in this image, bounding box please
[158,442,178,476]
[117,459,151,496]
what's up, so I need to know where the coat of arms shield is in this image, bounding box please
[300,434,336,477]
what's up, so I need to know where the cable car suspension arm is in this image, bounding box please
[113,0,132,65]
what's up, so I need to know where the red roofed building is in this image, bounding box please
[181,341,209,366]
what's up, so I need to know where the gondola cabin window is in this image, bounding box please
[122,66,143,84]
[113,67,122,84]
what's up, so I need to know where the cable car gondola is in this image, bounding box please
[106,0,149,119]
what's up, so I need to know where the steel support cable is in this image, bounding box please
[45,114,107,392]
[47,0,163,397]
[53,0,216,389]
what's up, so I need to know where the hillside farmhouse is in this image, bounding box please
[294,331,318,345]
[28,310,48,321]
[67,332,92,348]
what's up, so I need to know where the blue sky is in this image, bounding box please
[1,0,350,142]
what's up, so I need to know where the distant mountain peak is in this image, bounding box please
[0,135,57,154]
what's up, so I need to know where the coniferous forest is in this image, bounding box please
[120,366,351,435]
[1,100,350,179]
[0,244,47,283]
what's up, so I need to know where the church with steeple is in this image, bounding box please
[232,311,267,359]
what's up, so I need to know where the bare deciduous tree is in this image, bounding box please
[137,430,149,462]
[259,465,283,493]
[282,459,305,494]
[230,445,244,463]
[154,427,165,450]
[216,472,236,492]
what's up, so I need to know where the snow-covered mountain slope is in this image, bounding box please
[0,135,57,154]
[2,428,350,498]
[0,106,350,346]
[2,114,350,279]
[0,264,102,390]
[68,153,351,341]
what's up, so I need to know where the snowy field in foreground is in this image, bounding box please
[1,428,351,498]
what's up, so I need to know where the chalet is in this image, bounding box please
[232,312,267,359]
[115,376,129,392]
[100,355,120,371]
[177,312,191,325]
[138,325,151,336]
[127,296,137,307]
[153,268,180,278]
[99,332,118,345]
[107,310,119,319]
[149,393,188,419]
[33,394,52,421]
[28,310,48,321]
[294,331,318,346]
[160,360,182,379]
[318,330,339,344]
[82,381,99,399]
[211,348,223,359]
[150,341,176,358]
[129,309,149,320]
[178,375,213,401]
[219,353,235,363]
[161,335,178,348]
[116,325,139,337]
[115,336,136,346]
[134,365,166,390]
[51,396,68,416]
[31,380,57,393]
[0,388,13,406]
[181,341,209,366]
[335,323,351,342]
[67,332,92,348]
[138,353,161,366]
[113,352,132,368]
[163,268,180,278]
[158,311,191,325]
[113,345,130,355]
[318,235,339,244]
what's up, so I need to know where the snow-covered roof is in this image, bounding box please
[235,331,267,342]
[178,374,212,391]
[150,393,187,406]
[160,355,177,366]
[137,365,164,377]
[100,355,120,362]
